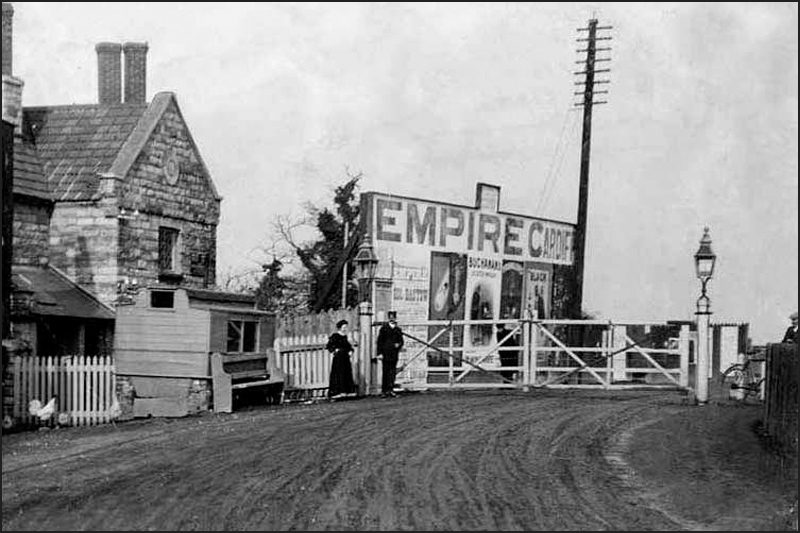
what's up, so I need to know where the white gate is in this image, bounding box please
[391,319,692,391]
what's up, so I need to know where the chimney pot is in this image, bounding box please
[123,41,148,104]
[2,2,13,76]
[96,42,122,105]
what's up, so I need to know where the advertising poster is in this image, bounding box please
[363,189,575,385]
[427,252,467,367]
[523,262,552,320]
[380,246,430,388]
[465,255,502,366]
[500,260,524,320]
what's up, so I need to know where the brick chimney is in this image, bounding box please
[2,75,23,125]
[2,2,23,129]
[123,41,148,104]
[96,42,122,105]
[2,2,13,76]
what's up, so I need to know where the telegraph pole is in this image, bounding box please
[571,18,611,318]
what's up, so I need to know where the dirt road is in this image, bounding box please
[2,389,794,530]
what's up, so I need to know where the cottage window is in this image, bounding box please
[158,227,180,273]
[226,320,258,353]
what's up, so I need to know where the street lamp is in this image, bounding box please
[352,234,379,397]
[693,226,716,404]
[353,235,379,304]
[694,226,717,313]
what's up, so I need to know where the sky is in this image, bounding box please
[10,2,799,344]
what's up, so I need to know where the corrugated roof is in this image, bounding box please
[12,135,50,200]
[11,265,115,320]
[23,103,148,202]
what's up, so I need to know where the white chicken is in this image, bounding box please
[28,396,57,422]
[109,394,122,420]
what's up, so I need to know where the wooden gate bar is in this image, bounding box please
[400,329,518,384]
[536,324,609,387]
[396,322,452,374]
[454,323,521,383]
[623,333,685,388]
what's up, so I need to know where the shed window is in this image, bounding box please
[150,290,175,308]
[226,320,258,353]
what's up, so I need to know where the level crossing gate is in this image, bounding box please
[391,318,693,392]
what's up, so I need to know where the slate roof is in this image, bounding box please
[12,135,49,201]
[18,92,221,203]
[22,103,148,202]
[11,265,115,320]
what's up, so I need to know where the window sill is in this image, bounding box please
[158,271,184,285]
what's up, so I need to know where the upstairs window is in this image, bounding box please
[158,227,180,273]
[226,320,258,353]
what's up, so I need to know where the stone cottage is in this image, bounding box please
[25,42,222,306]
[4,3,115,364]
[2,1,242,420]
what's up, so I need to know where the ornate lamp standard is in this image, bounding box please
[353,236,379,305]
[352,235,379,395]
[694,227,716,404]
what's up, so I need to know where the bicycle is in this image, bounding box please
[720,357,765,401]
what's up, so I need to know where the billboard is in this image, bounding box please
[362,187,576,386]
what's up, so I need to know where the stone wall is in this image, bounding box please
[48,203,119,305]
[115,375,136,421]
[117,98,219,289]
[12,199,51,266]
[118,214,216,290]
[1,338,31,431]
[44,98,220,307]
[121,375,212,418]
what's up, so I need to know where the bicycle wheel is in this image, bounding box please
[720,363,746,385]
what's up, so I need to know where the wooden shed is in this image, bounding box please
[114,285,276,417]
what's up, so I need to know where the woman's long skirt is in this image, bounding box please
[328,351,356,397]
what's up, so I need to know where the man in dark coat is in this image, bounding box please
[377,311,404,397]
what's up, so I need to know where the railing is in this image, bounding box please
[11,355,117,427]
[274,332,361,400]
[392,319,691,390]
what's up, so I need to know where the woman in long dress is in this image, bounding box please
[326,319,356,399]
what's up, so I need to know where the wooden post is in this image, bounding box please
[572,19,597,319]
[612,324,627,382]
[448,326,454,387]
[524,318,534,389]
[695,309,711,404]
[358,301,373,396]
[679,324,690,388]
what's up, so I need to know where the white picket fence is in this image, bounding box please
[11,355,117,427]
[274,333,360,399]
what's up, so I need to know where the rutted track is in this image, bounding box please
[0,389,770,530]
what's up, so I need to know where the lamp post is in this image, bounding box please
[693,227,716,404]
[353,235,379,396]
[353,236,379,305]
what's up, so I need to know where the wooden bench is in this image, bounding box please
[210,350,285,413]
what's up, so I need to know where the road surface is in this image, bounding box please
[2,389,794,530]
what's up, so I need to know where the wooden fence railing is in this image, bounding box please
[274,332,360,400]
[763,342,798,454]
[11,355,116,427]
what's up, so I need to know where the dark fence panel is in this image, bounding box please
[764,342,798,454]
